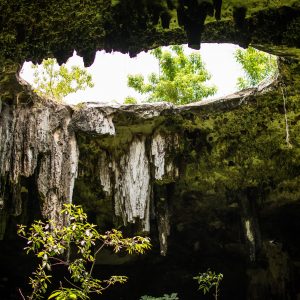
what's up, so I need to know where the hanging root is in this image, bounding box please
[280,84,292,148]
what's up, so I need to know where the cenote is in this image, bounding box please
[1,1,300,299]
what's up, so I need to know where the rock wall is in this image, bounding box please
[1,1,300,299]
[1,59,300,299]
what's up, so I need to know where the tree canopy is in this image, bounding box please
[32,58,94,102]
[235,47,277,90]
[127,45,217,105]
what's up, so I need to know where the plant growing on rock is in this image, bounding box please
[32,58,94,102]
[124,96,138,104]
[17,204,151,300]
[127,45,217,105]
[193,269,223,300]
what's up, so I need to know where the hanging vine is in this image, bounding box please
[280,83,292,148]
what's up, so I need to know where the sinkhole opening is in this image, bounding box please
[19,43,278,106]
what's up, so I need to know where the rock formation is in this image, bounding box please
[1,1,300,299]
[0,1,299,64]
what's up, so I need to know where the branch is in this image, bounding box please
[63,277,83,291]
[89,243,105,276]
[18,288,26,300]
[51,262,68,267]
[49,257,68,266]
[89,281,111,294]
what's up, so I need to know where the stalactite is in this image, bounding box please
[0,91,79,228]
[97,140,150,230]
[114,137,151,232]
[151,133,166,180]
[0,104,14,177]
[37,120,79,226]
[151,131,179,182]
[98,152,112,195]
[154,184,171,256]
[238,191,262,262]
[158,208,170,256]
[244,219,256,262]
[95,131,180,234]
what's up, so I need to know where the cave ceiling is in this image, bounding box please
[0,0,300,67]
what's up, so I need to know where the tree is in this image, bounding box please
[32,58,94,102]
[235,47,277,90]
[17,204,151,300]
[127,46,217,105]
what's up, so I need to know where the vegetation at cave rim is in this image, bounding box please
[126,45,278,105]
[126,45,217,105]
[235,46,278,89]
[17,204,151,300]
[30,46,277,105]
[32,58,94,102]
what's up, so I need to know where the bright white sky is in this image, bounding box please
[20,43,244,105]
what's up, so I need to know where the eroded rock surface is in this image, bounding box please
[0,73,79,227]
[1,58,300,299]
[1,1,300,299]
[0,1,300,65]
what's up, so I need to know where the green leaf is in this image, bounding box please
[48,290,62,299]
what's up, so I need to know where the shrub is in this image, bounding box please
[17,204,151,300]
[193,269,223,300]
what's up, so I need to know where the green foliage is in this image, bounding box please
[235,47,277,89]
[127,45,217,105]
[32,58,94,102]
[140,293,179,300]
[124,96,138,104]
[17,204,151,300]
[74,102,87,111]
[193,269,223,300]
[48,288,88,300]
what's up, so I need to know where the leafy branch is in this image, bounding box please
[193,269,223,300]
[17,204,151,300]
